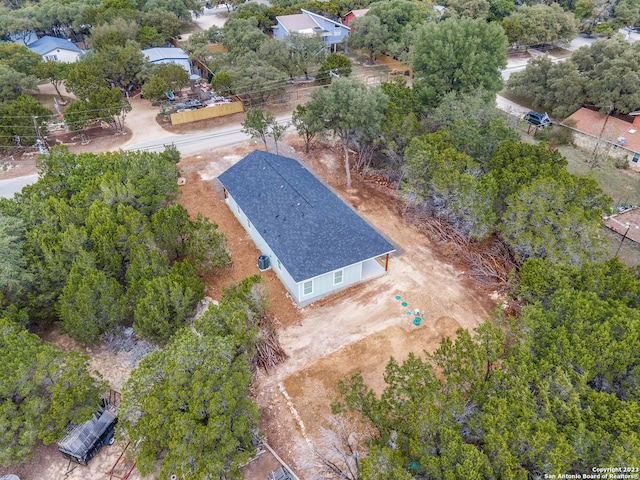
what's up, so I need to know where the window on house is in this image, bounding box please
[334,269,343,285]
[303,280,313,296]
[45,55,58,61]
[633,153,640,163]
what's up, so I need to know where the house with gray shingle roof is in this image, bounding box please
[272,9,350,51]
[218,150,395,307]
[27,35,83,63]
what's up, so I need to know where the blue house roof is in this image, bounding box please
[27,36,82,55]
[218,151,395,282]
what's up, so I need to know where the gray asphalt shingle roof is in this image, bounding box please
[218,151,395,282]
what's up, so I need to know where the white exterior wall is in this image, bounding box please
[296,262,363,307]
[42,48,81,63]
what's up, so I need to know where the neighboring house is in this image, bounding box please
[218,150,396,307]
[344,8,370,26]
[141,47,191,74]
[27,35,83,63]
[562,107,640,172]
[273,9,350,51]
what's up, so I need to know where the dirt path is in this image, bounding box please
[117,95,174,150]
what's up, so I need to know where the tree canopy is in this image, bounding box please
[335,258,640,477]
[0,147,230,344]
[305,77,388,188]
[506,36,640,116]
[0,319,106,465]
[120,278,268,479]
[412,17,508,108]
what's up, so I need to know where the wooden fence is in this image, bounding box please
[170,101,244,125]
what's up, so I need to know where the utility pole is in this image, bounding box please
[33,116,49,155]
[615,222,631,257]
[590,105,613,170]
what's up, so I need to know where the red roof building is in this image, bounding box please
[344,9,370,26]
[563,107,640,171]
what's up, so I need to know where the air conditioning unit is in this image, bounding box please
[618,136,627,145]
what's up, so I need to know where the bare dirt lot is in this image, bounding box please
[176,134,495,478]
[0,133,494,480]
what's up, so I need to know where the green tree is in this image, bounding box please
[402,131,498,239]
[349,15,390,65]
[305,77,388,188]
[377,77,422,172]
[141,10,182,38]
[316,52,352,85]
[34,60,69,102]
[412,18,508,108]
[368,0,433,42]
[0,64,38,103]
[445,0,490,20]
[501,4,577,47]
[222,17,268,59]
[229,52,288,103]
[56,252,128,344]
[0,319,106,464]
[0,95,52,148]
[141,63,189,103]
[500,172,610,265]
[184,213,232,273]
[506,56,587,118]
[137,25,164,48]
[429,90,519,167]
[242,107,273,150]
[119,328,258,479]
[0,214,33,305]
[292,104,323,153]
[614,0,640,28]
[133,268,203,344]
[0,42,41,75]
[287,32,327,80]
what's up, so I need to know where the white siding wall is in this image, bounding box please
[43,49,81,63]
[296,262,362,306]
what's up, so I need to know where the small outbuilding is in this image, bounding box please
[344,8,370,26]
[27,35,83,63]
[218,150,395,307]
[141,47,191,74]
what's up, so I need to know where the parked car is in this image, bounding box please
[523,111,551,127]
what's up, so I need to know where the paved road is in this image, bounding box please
[124,115,293,155]
[0,174,39,199]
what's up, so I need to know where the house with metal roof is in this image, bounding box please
[27,35,83,63]
[141,47,191,74]
[272,9,350,51]
[218,150,395,307]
